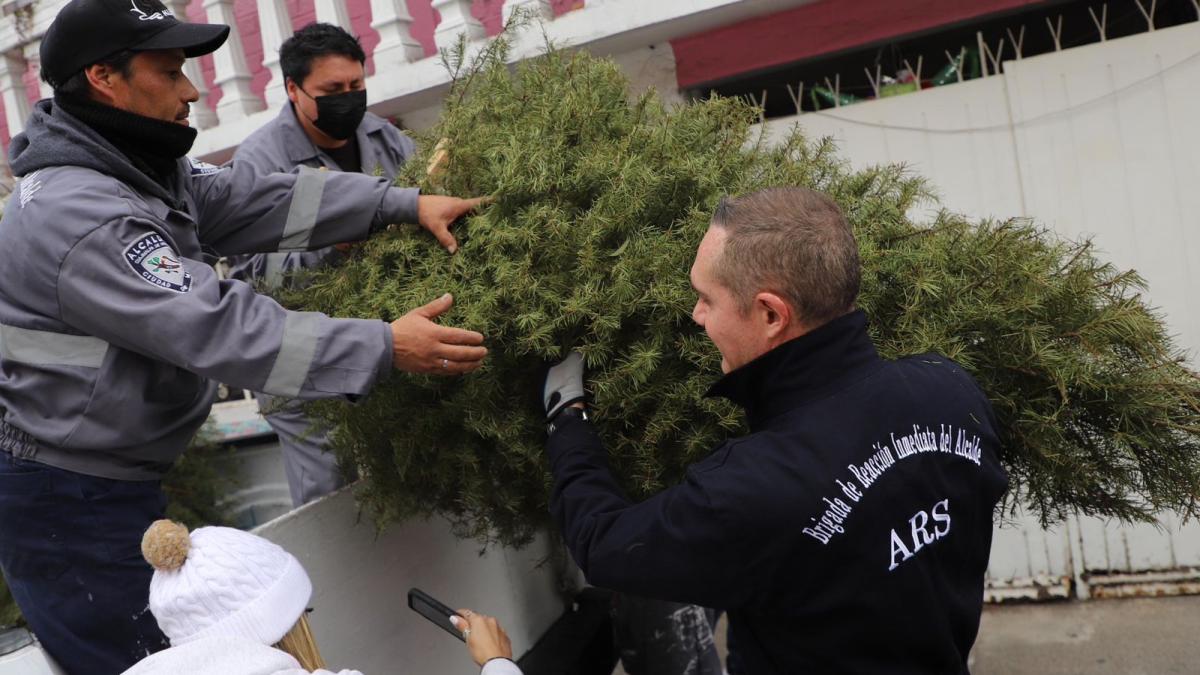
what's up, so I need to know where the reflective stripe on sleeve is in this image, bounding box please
[262,252,287,290]
[0,324,109,368]
[263,311,322,397]
[278,166,328,252]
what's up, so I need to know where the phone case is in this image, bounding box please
[407,587,465,642]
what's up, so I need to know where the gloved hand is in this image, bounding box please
[543,351,586,423]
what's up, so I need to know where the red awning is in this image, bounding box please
[671,0,1053,89]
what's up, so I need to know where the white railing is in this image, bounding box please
[431,0,484,51]
[206,0,267,120]
[0,0,815,164]
[368,0,423,79]
[0,48,30,143]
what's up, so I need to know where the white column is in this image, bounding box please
[203,0,265,120]
[21,41,50,101]
[370,0,424,70]
[314,0,352,31]
[432,0,484,52]
[0,50,31,139]
[255,0,293,109]
[163,0,218,128]
[502,0,551,24]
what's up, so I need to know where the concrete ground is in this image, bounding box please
[971,595,1200,675]
[614,595,1200,674]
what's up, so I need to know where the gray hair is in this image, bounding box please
[710,187,860,327]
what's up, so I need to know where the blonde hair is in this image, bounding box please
[274,614,327,671]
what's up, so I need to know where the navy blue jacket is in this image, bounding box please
[548,310,1009,674]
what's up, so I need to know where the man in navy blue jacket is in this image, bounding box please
[542,187,1009,674]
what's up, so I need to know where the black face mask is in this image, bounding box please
[300,88,367,141]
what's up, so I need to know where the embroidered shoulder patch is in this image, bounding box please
[188,158,224,175]
[124,233,192,293]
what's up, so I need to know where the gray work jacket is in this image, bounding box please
[0,99,415,480]
[228,105,413,286]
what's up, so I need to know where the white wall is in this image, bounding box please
[765,21,1200,361]
[763,21,1200,593]
[761,75,1025,224]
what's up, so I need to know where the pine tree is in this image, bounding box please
[0,576,19,628]
[290,36,1200,546]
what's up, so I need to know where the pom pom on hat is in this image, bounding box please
[143,522,312,647]
[142,519,191,571]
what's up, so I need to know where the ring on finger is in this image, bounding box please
[441,358,448,369]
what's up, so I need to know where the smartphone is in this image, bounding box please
[407,587,465,642]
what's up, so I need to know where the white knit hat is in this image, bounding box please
[141,520,312,647]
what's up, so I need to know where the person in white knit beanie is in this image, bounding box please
[122,519,523,675]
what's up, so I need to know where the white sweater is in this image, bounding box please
[121,636,523,675]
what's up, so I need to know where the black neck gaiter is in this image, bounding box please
[54,94,197,186]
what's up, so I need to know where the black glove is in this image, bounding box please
[543,352,587,426]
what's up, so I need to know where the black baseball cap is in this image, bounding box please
[40,0,230,88]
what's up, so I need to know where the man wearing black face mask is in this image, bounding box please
[298,84,367,144]
[269,23,386,177]
[228,23,428,507]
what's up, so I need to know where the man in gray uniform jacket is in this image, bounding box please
[0,1,486,673]
[229,23,416,507]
